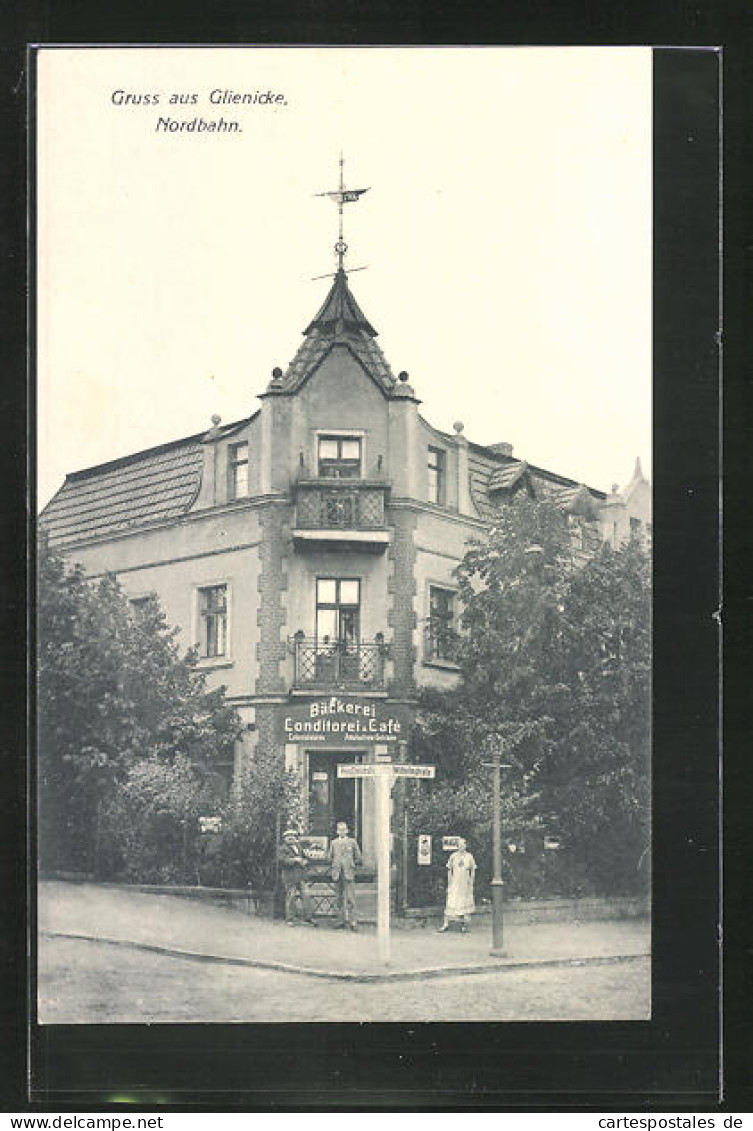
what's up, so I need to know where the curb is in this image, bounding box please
[41,929,650,984]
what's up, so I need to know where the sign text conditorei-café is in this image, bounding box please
[282,697,409,744]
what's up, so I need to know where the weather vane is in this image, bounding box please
[312,153,370,279]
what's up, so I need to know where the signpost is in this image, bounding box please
[337,761,435,963]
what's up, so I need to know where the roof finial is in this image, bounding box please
[314,153,370,276]
[336,152,346,272]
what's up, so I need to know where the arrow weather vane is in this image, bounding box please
[312,153,370,278]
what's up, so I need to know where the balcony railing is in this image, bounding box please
[294,480,388,531]
[291,634,387,691]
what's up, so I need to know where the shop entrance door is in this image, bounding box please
[308,751,363,841]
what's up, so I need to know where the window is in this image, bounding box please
[630,516,642,541]
[426,586,458,663]
[428,446,445,505]
[129,595,152,620]
[316,578,360,646]
[318,436,361,479]
[207,743,236,801]
[228,442,249,500]
[198,584,228,658]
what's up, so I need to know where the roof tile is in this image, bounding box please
[41,441,203,546]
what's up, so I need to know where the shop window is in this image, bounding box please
[318,436,361,479]
[228,442,249,500]
[428,446,445,505]
[426,586,458,662]
[198,584,228,658]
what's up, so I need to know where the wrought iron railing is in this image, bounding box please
[294,480,387,531]
[291,633,387,690]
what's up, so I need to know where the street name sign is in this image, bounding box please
[336,763,435,779]
[336,763,380,778]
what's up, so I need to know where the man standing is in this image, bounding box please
[279,829,317,926]
[329,820,362,931]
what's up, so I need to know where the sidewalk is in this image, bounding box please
[39,880,650,982]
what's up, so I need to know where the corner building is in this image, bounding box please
[42,267,651,871]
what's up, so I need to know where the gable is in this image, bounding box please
[295,344,390,428]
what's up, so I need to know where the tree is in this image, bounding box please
[37,536,241,874]
[409,495,651,897]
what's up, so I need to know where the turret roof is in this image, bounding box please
[278,270,396,395]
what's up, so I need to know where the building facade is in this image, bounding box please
[41,267,651,870]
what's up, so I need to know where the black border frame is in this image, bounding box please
[3,35,731,1111]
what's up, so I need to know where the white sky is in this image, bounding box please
[37,46,652,508]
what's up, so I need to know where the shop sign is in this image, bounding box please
[300,836,328,860]
[417,834,432,866]
[442,835,462,851]
[282,697,409,744]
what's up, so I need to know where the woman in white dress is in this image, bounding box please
[438,837,476,932]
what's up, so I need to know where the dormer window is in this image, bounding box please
[228,442,248,500]
[318,436,361,479]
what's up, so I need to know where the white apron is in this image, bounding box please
[445,850,476,918]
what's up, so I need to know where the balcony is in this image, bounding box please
[292,480,390,551]
[291,634,387,692]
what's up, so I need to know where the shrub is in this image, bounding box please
[99,756,216,884]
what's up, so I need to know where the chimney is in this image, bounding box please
[489,442,514,458]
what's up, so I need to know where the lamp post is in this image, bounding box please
[484,748,512,956]
[484,545,546,955]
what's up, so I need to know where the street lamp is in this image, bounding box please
[483,545,548,955]
[483,747,512,956]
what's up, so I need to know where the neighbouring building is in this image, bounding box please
[40,262,650,871]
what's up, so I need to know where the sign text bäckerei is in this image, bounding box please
[283,697,407,744]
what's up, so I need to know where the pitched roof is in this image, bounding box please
[303,269,377,337]
[41,440,203,547]
[468,445,605,520]
[279,269,396,395]
[549,482,602,519]
[40,417,251,547]
[488,460,531,494]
